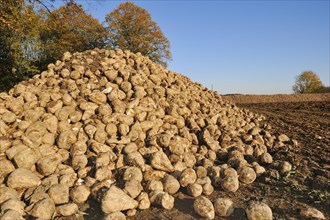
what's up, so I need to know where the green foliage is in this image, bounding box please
[105,2,171,67]
[0,29,16,91]
[292,71,324,94]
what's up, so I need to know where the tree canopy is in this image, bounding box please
[292,71,324,94]
[39,1,107,68]
[0,0,43,90]
[105,2,171,67]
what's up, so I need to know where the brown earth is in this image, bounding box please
[222,93,330,104]
[83,95,330,220]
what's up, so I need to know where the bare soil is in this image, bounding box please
[83,96,330,220]
[222,93,330,104]
[233,101,330,219]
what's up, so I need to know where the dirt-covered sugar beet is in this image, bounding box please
[0,48,300,219]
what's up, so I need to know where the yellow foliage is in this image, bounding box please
[105,2,171,67]
[39,1,107,67]
[292,71,324,94]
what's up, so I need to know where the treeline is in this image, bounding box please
[0,0,171,91]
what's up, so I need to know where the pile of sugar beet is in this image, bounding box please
[0,48,296,220]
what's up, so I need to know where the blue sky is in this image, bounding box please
[52,0,329,94]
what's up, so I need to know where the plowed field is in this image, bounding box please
[128,96,330,220]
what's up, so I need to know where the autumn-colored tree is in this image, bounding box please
[0,0,109,91]
[0,0,43,91]
[1,0,26,80]
[292,71,324,94]
[0,0,25,31]
[39,1,107,68]
[316,86,330,93]
[105,2,171,67]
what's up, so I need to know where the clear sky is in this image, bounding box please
[52,0,329,95]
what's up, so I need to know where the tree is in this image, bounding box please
[105,2,171,67]
[39,1,107,69]
[316,86,330,93]
[0,0,43,91]
[0,0,109,91]
[292,71,323,94]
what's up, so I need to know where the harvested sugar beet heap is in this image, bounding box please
[0,49,294,219]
